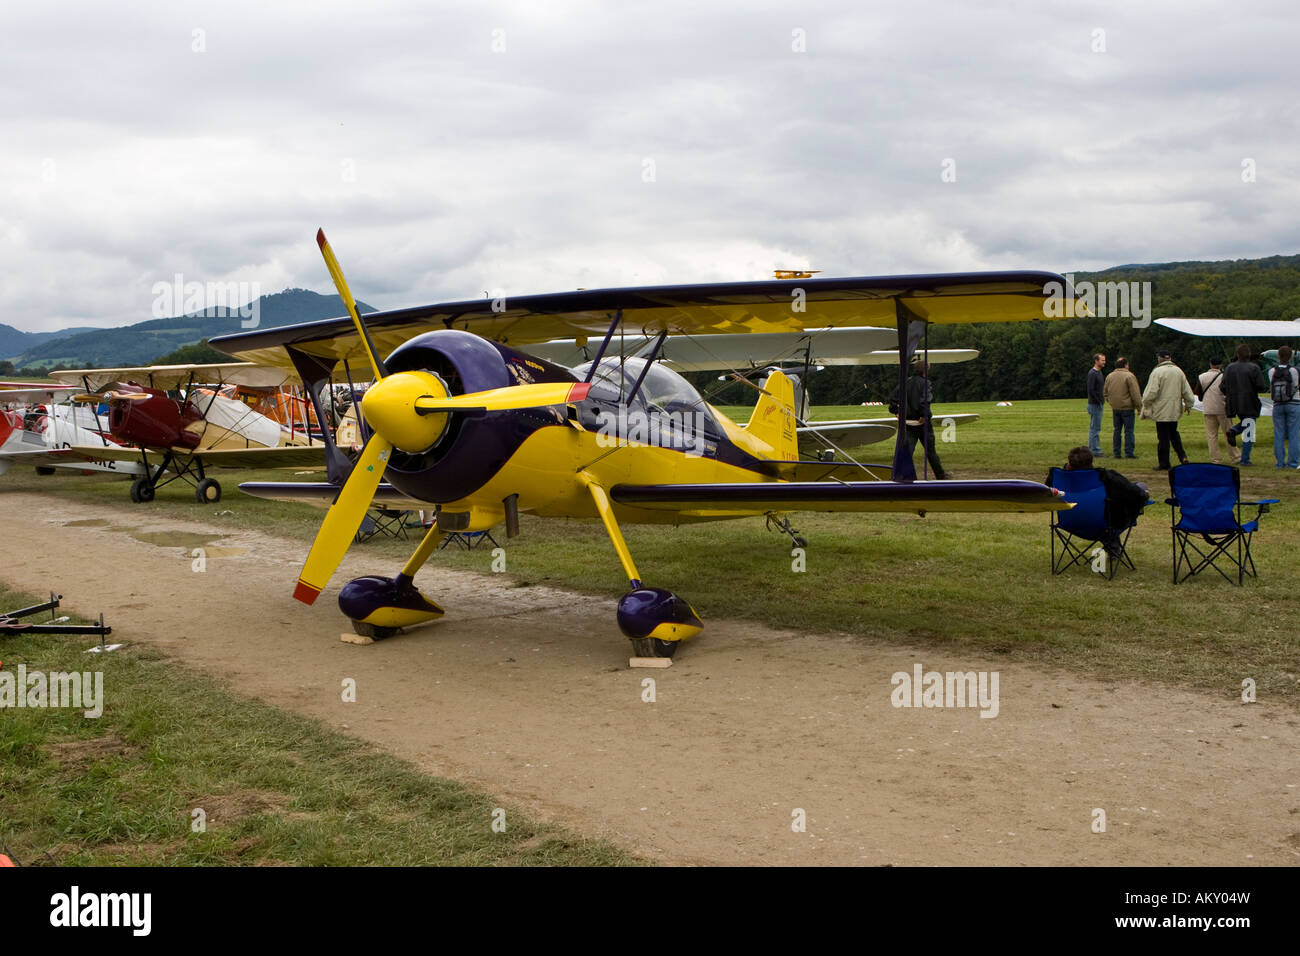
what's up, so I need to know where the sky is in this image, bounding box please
[3,0,1299,332]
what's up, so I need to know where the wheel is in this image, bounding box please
[34,466,56,476]
[130,478,155,503]
[195,478,222,503]
[629,636,680,659]
[792,535,807,549]
[352,620,399,641]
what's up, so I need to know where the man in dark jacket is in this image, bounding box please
[1086,353,1106,456]
[903,361,948,479]
[1220,344,1269,466]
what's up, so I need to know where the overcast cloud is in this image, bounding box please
[3,0,1298,331]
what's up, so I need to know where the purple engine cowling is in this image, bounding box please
[377,329,577,503]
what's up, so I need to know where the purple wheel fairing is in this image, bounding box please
[616,587,702,640]
[339,575,440,619]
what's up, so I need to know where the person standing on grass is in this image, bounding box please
[903,360,949,480]
[1104,357,1142,459]
[1141,348,1196,471]
[1086,352,1106,457]
[1198,357,1238,465]
[1271,345,1300,469]
[1220,344,1269,467]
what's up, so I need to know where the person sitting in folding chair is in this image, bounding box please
[1048,446,1151,577]
[1167,463,1278,585]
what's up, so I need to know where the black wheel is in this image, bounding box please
[352,620,399,641]
[792,535,807,549]
[195,478,222,503]
[629,636,679,659]
[34,466,56,476]
[130,478,154,503]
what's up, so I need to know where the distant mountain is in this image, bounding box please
[13,289,374,369]
[0,323,100,361]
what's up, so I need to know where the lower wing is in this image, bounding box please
[611,479,1067,515]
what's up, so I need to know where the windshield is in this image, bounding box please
[570,356,722,449]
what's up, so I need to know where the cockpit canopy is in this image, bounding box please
[570,356,723,447]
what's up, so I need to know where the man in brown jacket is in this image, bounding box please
[1104,356,1142,459]
[1198,356,1238,464]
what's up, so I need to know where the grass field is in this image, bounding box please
[0,583,642,866]
[4,398,1298,706]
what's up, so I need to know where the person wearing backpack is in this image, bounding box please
[1271,344,1300,469]
[1221,344,1270,466]
[1198,357,1238,465]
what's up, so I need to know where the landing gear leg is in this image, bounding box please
[766,513,807,549]
[339,518,447,639]
[581,475,701,658]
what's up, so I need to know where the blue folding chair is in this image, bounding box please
[1048,467,1139,579]
[1167,463,1277,585]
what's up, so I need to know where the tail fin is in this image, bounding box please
[745,369,799,460]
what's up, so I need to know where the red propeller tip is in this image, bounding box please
[294,581,322,605]
[316,228,327,247]
[568,382,592,402]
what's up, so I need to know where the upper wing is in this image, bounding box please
[610,479,1067,516]
[1154,317,1300,338]
[49,363,301,392]
[529,326,898,371]
[0,386,82,402]
[859,348,979,365]
[212,271,1076,370]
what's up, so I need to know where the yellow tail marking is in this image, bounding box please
[744,369,799,460]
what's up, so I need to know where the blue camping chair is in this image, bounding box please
[1167,463,1277,585]
[1048,467,1141,578]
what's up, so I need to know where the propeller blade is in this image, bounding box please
[316,228,388,381]
[293,433,393,605]
[414,381,590,416]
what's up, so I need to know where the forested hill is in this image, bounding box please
[696,254,1300,407]
[12,289,375,369]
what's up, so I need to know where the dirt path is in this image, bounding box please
[3,490,1297,865]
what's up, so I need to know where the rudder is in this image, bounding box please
[745,369,799,459]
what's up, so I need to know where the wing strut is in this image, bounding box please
[583,310,623,383]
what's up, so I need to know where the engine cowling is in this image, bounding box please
[374,329,578,503]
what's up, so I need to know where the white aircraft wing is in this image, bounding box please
[1155,317,1300,338]
[529,327,900,372]
[50,363,302,392]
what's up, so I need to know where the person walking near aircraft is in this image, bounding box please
[1104,356,1141,459]
[1086,353,1106,457]
[1198,357,1238,465]
[903,360,949,479]
[1221,344,1269,467]
[1270,345,1300,469]
[1141,349,1195,471]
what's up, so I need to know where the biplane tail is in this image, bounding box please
[745,368,799,460]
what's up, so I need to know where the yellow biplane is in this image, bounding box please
[211,231,1078,657]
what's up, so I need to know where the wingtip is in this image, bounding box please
[294,580,322,605]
